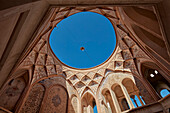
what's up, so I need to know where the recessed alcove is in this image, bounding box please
[49,12,116,69]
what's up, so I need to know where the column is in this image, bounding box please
[105,93,112,113]
[83,106,87,113]
[110,89,122,113]
[78,98,82,113]
[87,105,93,113]
[106,102,112,113]
[131,96,138,107]
[120,84,135,109]
[136,94,144,106]
[101,95,109,113]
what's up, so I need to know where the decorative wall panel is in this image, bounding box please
[20,84,45,113]
[41,85,68,113]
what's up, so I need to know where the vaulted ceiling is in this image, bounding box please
[0,0,169,88]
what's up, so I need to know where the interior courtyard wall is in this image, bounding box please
[0,1,170,113]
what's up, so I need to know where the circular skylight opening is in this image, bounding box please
[49,12,116,69]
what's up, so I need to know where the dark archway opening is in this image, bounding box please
[141,63,170,98]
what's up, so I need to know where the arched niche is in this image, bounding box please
[122,78,139,95]
[41,85,68,113]
[0,70,29,111]
[19,83,45,113]
[141,62,170,98]
[122,78,144,107]
[102,89,116,113]
[111,84,129,111]
[81,92,97,113]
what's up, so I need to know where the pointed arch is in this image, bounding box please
[122,78,145,107]
[40,85,68,113]
[81,92,97,113]
[111,83,129,111]
[102,88,116,113]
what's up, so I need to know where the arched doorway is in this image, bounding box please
[112,84,129,111]
[82,93,98,113]
[122,78,145,107]
[102,89,116,113]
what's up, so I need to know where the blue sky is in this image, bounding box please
[94,105,97,113]
[160,89,170,98]
[50,12,116,69]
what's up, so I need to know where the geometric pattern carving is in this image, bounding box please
[131,45,148,58]
[107,61,115,71]
[115,61,123,70]
[20,36,63,83]
[55,65,62,75]
[40,43,48,54]
[81,75,91,85]
[32,66,47,82]
[34,39,45,52]
[23,51,37,66]
[97,68,105,76]
[88,81,98,93]
[119,40,129,50]
[69,75,79,85]
[122,50,133,60]
[115,52,124,61]
[75,81,86,89]
[124,36,135,48]
[35,53,46,65]
[46,55,55,65]
[93,74,103,83]
[46,65,56,75]
[89,81,98,86]
[87,72,96,79]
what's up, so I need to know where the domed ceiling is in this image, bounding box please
[20,6,151,95]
